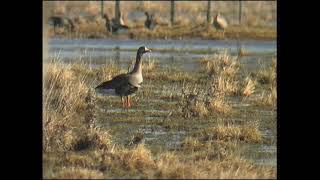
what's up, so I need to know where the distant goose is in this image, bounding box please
[95,46,151,108]
[145,12,157,30]
[103,13,129,34]
[118,11,126,26]
[48,16,75,33]
[213,13,228,35]
[103,14,115,32]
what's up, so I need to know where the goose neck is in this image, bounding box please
[132,52,143,74]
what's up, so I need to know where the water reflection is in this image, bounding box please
[47,38,276,72]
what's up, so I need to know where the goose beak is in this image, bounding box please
[145,48,151,53]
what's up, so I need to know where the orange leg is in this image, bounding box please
[125,96,128,108]
[121,96,124,108]
[128,96,131,108]
[126,96,130,108]
[122,96,128,109]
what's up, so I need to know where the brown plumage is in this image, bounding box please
[48,16,75,33]
[103,12,129,34]
[118,11,126,26]
[213,13,228,36]
[145,12,157,30]
[95,46,151,109]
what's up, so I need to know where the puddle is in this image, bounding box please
[140,125,187,148]
[103,108,171,114]
[241,143,277,167]
[48,38,277,168]
[48,38,276,72]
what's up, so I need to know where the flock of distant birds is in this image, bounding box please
[48,11,228,34]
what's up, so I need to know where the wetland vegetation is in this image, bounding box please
[43,50,276,179]
[46,1,276,40]
[43,1,277,179]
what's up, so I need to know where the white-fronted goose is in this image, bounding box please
[145,12,157,30]
[103,14,114,32]
[118,11,126,26]
[103,13,129,34]
[48,16,75,33]
[95,46,151,108]
[213,13,228,35]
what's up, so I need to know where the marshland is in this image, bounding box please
[43,1,277,179]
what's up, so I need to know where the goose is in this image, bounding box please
[95,46,151,108]
[145,12,157,30]
[49,16,75,33]
[103,13,129,34]
[213,13,228,36]
[103,14,115,33]
[118,11,126,26]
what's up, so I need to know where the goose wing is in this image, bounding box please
[95,73,129,89]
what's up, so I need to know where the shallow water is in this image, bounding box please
[49,38,277,167]
[48,38,276,52]
[48,38,276,73]
[48,38,276,65]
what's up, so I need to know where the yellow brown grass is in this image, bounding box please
[45,1,276,39]
[180,85,209,118]
[202,52,240,96]
[197,122,262,143]
[260,85,277,107]
[256,58,276,85]
[54,167,104,179]
[241,76,256,97]
[208,94,232,114]
[43,57,276,179]
[43,61,112,152]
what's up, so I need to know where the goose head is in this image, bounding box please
[137,46,151,55]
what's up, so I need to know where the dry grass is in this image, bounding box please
[194,157,276,179]
[260,85,277,107]
[213,76,239,96]
[43,61,113,152]
[43,59,275,179]
[202,52,240,96]
[201,51,260,100]
[44,1,276,39]
[47,20,276,40]
[256,58,276,85]
[208,94,232,114]
[127,57,157,73]
[180,52,243,117]
[142,58,157,73]
[196,122,262,143]
[241,76,256,97]
[180,85,209,118]
[204,52,240,78]
[54,167,104,179]
[46,1,276,27]
[146,70,196,83]
[252,58,277,107]
[153,152,202,178]
[179,51,261,118]
[107,144,157,174]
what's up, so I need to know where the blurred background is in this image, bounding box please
[43,1,276,69]
[44,1,276,38]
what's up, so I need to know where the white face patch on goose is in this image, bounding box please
[143,47,151,53]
